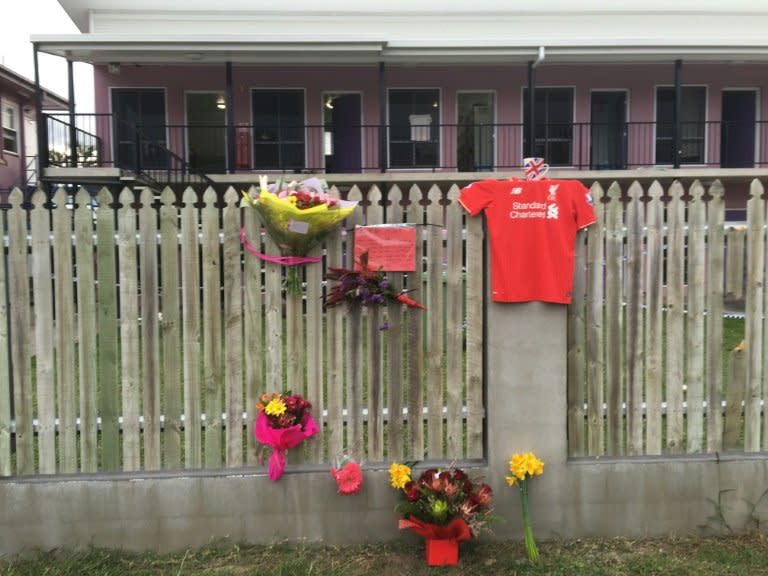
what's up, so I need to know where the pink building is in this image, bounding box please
[0,64,67,194]
[29,1,768,184]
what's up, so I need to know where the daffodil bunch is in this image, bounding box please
[506,452,544,486]
[507,452,544,563]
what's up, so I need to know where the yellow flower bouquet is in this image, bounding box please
[506,452,544,563]
[241,175,357,292]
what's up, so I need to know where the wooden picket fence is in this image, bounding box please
[3,177,763,476]
[0,183,485,477]
[567,178,763,458]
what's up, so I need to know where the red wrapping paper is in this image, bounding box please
[398,516,472,541]
[254,411,319,481]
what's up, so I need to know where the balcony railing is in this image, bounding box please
[43,113,768,177]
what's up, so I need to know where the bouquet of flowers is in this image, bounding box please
[389,462,494,566]
[325,252,425,324]
[506,452,545,563]
[254,391,319,482]
[241,175,357,292]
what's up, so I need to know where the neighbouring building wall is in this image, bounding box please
[0,92,24,191]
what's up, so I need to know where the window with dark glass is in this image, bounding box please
[523,88,574,166]
[655,87,706,165]
[251,90,305,170]
[2,103,19,154]
[111,89,168,170]
[388,89,440,169]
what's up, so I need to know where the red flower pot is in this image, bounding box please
[426,538,459,566]
[399,516,471,566]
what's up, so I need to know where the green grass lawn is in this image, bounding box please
[2,533,767,575]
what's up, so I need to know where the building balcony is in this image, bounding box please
[40,113,767,187]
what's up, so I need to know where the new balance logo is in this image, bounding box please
[510,187,523,195]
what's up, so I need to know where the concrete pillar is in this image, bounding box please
[485,301,569,538]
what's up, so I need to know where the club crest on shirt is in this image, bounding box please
[548,184,559,202]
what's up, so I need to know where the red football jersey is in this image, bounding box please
[459,178,596,304]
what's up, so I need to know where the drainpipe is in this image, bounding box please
[673,59,682,169]
[225,62,235,174]
[67,59,77,168]
[525,47,546,158]
[379,61,386,173]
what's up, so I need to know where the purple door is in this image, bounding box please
[721,90,756,168]
[327,94,362,173]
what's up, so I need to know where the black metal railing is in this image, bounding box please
[42,114,768,177]
[44,113,215,188]
[46,114,103,168]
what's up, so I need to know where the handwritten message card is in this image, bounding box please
[353,225,417,272]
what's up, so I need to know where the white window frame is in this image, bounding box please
[653,85,708,166]
[2,100,20,155]
[386,87,442,170]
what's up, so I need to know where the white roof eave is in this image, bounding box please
[30,34,768,65]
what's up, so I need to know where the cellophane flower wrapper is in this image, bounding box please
[254,411,319,481]
[242,177,356,258]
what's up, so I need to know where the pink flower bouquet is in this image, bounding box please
[254,392,319,482]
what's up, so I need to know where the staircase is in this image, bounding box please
[40,113,215,190]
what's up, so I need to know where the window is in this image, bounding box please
[252,90,305,170]
[112,89,168,169]
[388,89,440,168]
[655,87,706,165]
[2,102,19,154]
[523,88,574,166]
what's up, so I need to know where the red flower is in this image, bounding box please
[476,484,493,508]
[331,460,363,495]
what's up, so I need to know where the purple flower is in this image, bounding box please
[379,322,390,331]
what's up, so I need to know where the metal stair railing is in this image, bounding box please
[113,116,215,188]
[43,113,215,188]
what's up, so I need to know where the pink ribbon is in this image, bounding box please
[240,228,322,266]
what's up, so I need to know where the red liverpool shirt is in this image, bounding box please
[459,178,596,304]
